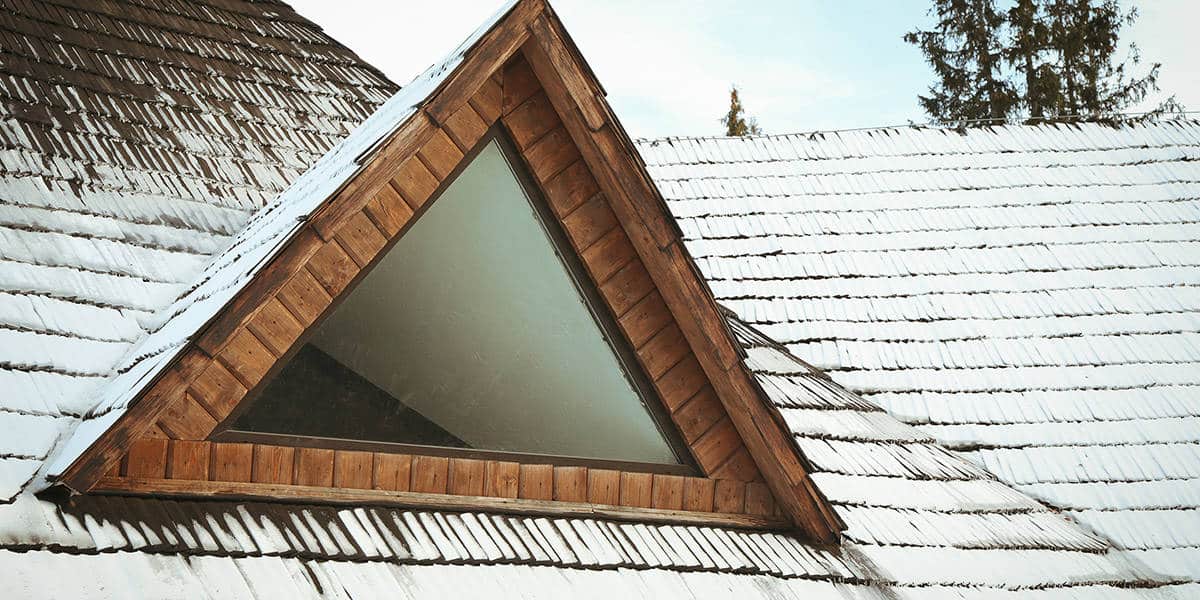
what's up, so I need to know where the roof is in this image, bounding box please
[0,0,1197,597]
[637,120,1200,583]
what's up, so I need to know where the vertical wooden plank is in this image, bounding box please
[416,129,464,181]
[276,268,332,327]
[333,211,388,268]
[411,456,449,494]
[295,447,335,487]
[373,453,412,492]
[682,477,716,513]
[156,393,218,440]
[391,159,440,210]
[618,472,653,508]
[713,479,746,514]
[518,464,553,500]
[305,241,359,296]
[126,438,168,479]
[167,440,210,480]
[651,474,685,510]
[245,297,304,357]
[448,458,487,496]
[252,445,294,485]
[586,469,621,506]
[210,443,253,483]
[553,466,587,503]
[334,450,374,489]
[484,461,520,498]
[744,482,775,517]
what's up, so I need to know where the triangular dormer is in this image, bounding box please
[51,0,841,542]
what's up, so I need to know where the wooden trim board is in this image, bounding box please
[56,0,842,542]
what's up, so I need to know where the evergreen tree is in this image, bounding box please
[721,86,762,136]
[905,0,1018,125]
[1037,0,1177,120]
[908,0,1181,124]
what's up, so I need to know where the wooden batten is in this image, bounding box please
[59,0,840,542]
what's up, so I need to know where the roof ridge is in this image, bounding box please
[637,117,1200,145]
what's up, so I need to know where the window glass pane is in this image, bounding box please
[234,140,682,465]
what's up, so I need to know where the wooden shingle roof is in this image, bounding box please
[0,0,1197,597]
[637,122,1200,585]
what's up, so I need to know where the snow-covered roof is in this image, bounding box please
[637,121,1200,584]
[0,0,1197,596]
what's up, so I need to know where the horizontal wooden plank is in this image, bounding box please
[187,359,247,422]
[156,393,217,441]
[94,476,788,530]
[305,241,359,297]
[333,211,388,269]
[443,103,491,152]
[391,158,440,210]
[216,329,275,390]
[276,268,332,328]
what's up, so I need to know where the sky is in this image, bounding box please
[289,0,1200,139]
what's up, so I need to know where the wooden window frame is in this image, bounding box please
[211,127,698,477]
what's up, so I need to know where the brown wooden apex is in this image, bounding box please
[55,0,842,543]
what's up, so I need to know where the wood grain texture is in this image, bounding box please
[94,476,788,530]
[391,158,440,210]
[252,445,294,485]
[245,297,304,358]
[305,241,359,297]
[211,443,253,483]
[167,440,210,480]
[416,129,465,181]
[586,469,621,505]
[333,211,388,269]
[485,460,520,498]
[189,361,247,421]
[618,472,652,509]
[276,268,332,328]
[448,458,487,496]
[411,456,449,494]
[334,450,374,490]
[156,393,217,440]
[296,447,335,487]
[443,103,490,152]
[373,453,412,492]
[553,466,587,503]
[126,438,168,479]
[364,184,414,238]
[518,464,553,501]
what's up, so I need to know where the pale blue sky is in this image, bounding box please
[291,0,1200,138]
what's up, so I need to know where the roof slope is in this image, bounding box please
[0,0,395,483]
[637,121,1200,582]
[0,313,1186,597]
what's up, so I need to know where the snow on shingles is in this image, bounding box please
[644,121,1200,584]
[43,0,521,480]
[0,0,407,469]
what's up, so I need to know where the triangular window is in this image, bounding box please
[228,135,688,469]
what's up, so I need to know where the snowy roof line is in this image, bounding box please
[638,120,1200,583]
